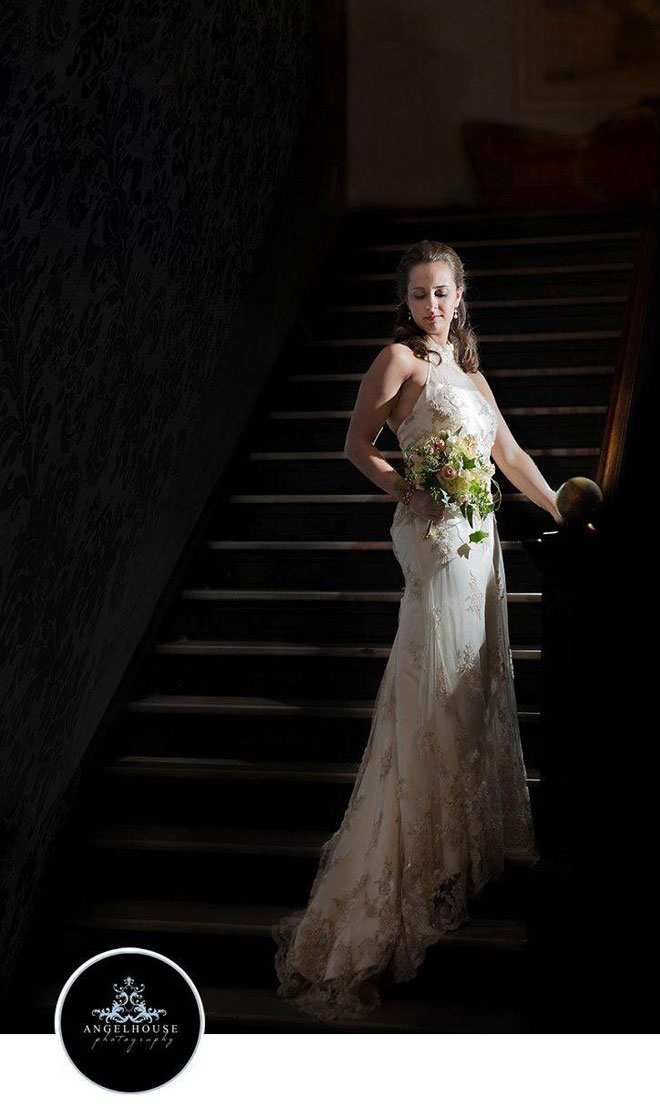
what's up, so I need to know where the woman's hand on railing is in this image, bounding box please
[549,507,567,527]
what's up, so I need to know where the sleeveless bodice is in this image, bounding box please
[395,341,497,458]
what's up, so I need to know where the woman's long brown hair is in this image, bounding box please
[391,239,479,374]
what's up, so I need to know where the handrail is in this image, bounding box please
[596,210,656,500]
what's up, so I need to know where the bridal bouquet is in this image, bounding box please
[399,426,502,542]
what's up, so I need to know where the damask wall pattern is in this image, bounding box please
[0,0,316,990]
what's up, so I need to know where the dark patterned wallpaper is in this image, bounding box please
[0,0,321,989]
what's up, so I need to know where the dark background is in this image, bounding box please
[0,0,344,993]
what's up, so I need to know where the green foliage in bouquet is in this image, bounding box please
[400,426,502,542]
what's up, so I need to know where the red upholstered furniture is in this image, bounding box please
[462,100,659,209]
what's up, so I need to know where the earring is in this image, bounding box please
[408,309,412,321]
[453,308,458,319]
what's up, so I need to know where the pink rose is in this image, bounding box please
[441,464,456,480]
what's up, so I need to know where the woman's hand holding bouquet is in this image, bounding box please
[396,425,501,542]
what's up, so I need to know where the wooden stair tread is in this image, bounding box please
[107,756,365,780]
[89,823,337,853]
[287,367,613,380]
[206,538,526,550]
[103,754,541,785]
[326,294,627,310]
[265,407,608,418]
[179,984,530,1030]
[343,262,633,277]
[126,693,541,717]
[227,492,534,500]
[176,588,542,601]
[60,897,528,948]
[88,822,541,866]
[357,229,639,248]
[249,448,600,457]
[152,638,541,659]
[304,332,621,345]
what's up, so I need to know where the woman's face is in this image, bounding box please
[406,261,463,338]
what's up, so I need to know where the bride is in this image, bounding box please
[271,239,564,1023]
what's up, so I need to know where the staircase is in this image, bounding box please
[16,207,644,1033]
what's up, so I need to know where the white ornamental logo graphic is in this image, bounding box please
[90,976,167,1024]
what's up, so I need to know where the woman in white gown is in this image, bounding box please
[271,240,564,1023]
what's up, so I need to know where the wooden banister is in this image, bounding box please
[596,211,657,499]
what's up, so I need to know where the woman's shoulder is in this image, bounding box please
[382,341,418,362]
[367,341,418,377]
[383,342,428,375]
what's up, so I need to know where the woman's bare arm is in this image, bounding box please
[344,346,446,519]
[472,370,563,523]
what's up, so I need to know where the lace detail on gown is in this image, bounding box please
[271,343,538,1022]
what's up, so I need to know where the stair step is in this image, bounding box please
[87,823,541,863]
[344,261,635,280]
[338,278,631,306]
[306,333,620,345]
[341,206,642,240]
[102,755,541,787]
[145,642,541,701]
[177,588,542,602]
[288,367,612,380]
[268,407,607,419]
[193,543,540,591]
[238,452,597,492]
[106,757,367,782]
[275,366,613,421]
[327,294,627,311]
[61,897,528,950]
[256,411,606,451]
[232,460,595,496]
[216,497,563,539]
[152,638,541,660]
[239,452,600,492]
[194,539,543,593]
[117,699,541,768]
[358,229,639,249]
[88,823,338,856]
[206,538,526,550]
[345,261,634,277]
[203,985,531,1031]
[76,817,544,920]
[163,587,542,646]
[95,758,540,841]
[312,303,626,340]
[343,240,638,275]
[250,449,598,458]
[293,335,619,372]
[228,491,532,501]
[126,693,541,720]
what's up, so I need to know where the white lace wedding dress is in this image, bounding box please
[271,341,539,1023]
